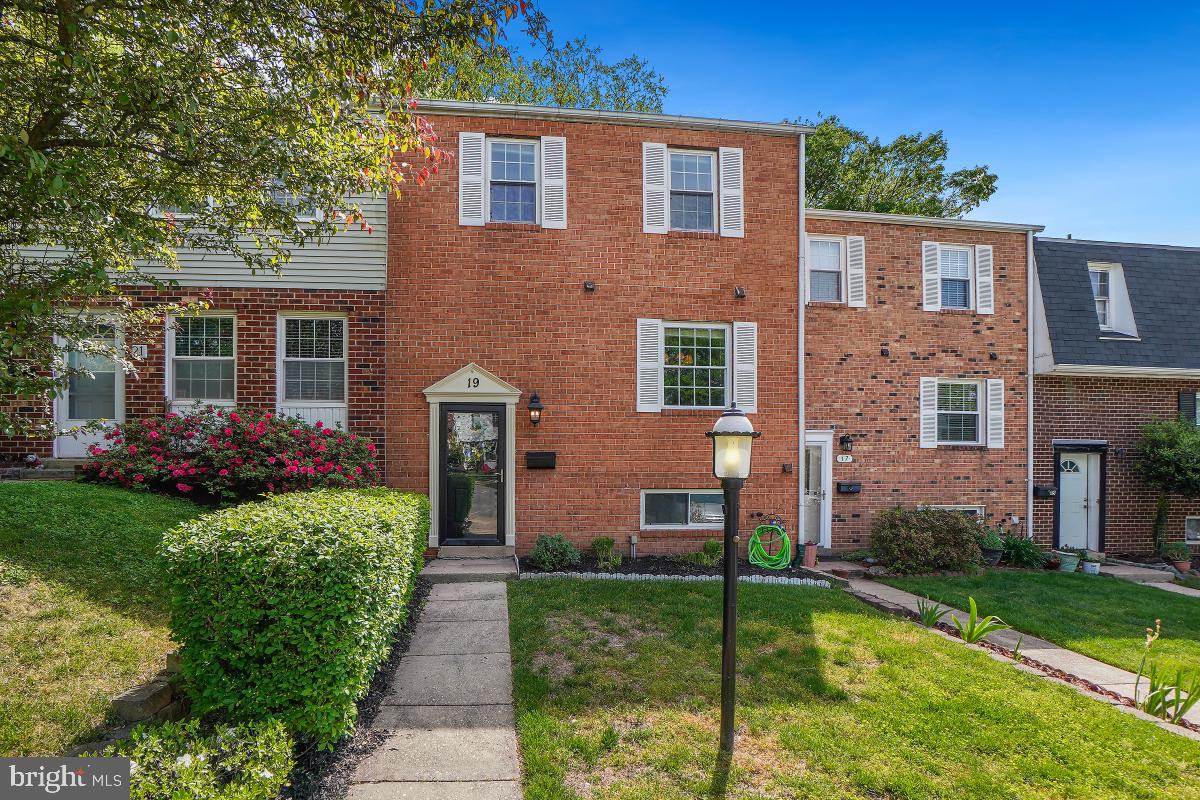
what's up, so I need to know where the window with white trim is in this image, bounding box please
[939,245,973,309]
[937,380,981,445]
[1089,266,1111,329]
[282,318,346,402]
[268,180,322,221]
[641,490,725,529]
[171,316,235,402]
[808,237,844,302]
[1186,517,1200,544]
[488,139,538,223]
[664,324,729,408]
[928,504,985,519]
[669,150,716,232]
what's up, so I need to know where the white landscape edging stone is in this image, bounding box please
[520,570,832,589]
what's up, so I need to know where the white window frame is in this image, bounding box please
[668,148,717,233]
[485,137,540,225]
[807,235,846,303]
[927,504,986,518]
[165,312,237,407]
[276,313,349,410]
[936,378,983,446]
[661,321,732,410]
[1185,516,1200,544]
[939,244,975,310]
[1089,264,1113,331]
[267,180,324,223]
[640,489,726,530]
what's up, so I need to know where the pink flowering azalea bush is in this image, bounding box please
[82,407,378,502]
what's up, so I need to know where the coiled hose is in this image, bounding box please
[748,523,791,570]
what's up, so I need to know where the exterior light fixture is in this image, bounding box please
[733,286,746,299]
[528,393,544,425]
[840,434,854,452]
[704,404,760,759]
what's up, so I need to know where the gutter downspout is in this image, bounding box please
[1026,230,1035,539]
[797,134,807,550]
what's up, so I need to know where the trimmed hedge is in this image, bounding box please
[870,506,982,574]
[161,489,428,747]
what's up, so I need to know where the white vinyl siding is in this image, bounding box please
[922,242,994,315]
[168,315,236,405]
[919,377,1004,448]
[641,489,725,529]
[278,315,348,429]
[635,319,757,413]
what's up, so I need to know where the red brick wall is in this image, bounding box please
[0,288,386,460]
[1033,374,1200,554]
[386,114,803,555]
[805,218,1031,549]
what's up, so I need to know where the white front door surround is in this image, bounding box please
[423,364,520,548]
[1058,449,1102,551]
[53,326,125,458]
[804,430,833,548]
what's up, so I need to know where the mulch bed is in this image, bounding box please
[518,553,827,580]
[285,577,431,800]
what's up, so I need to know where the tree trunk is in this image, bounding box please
[1152,493,1171,556]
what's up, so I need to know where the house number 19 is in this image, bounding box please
[466,377,480,388]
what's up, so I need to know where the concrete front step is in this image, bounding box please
[1101,563,1177,583]
[423,557,517,584]
[436,545,515,558]
[821,560,866,579]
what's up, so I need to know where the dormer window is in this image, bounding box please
[1089,267,1111,329]
[1086,261,1137,337]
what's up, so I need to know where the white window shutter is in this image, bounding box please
[975,244,994,315]
[458,132,486,226]
[636,318,663,412]
[919,377,939,449]
[642,143,669,234]
[732,321,757,413]
[540,135,567,229]
[986,378,1005,448]
[718,147,744,238]
[922,242,941,311]
[846,235,867,307]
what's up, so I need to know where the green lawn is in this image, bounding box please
[883,571,1200,677]
[0,481,201,756]
[509,579,1200,800]
[1178,577,1200,591]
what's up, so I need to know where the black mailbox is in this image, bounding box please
[526,451,557,469]
[837,481,862,494]
[1034,485,1057,498]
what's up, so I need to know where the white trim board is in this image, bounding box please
[807,207,1044,234]
[1045,364,1200,379]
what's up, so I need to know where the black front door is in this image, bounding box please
[439,403,505,546]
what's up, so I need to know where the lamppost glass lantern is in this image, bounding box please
[528,393,544,425]
[706,405,760,479]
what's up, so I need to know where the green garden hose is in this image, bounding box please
[748,523,792,570]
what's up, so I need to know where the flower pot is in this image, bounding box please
[803,542,818,568]
[1055,552,1081,573]
[1172,560,1192,573]
[981,547,1003,566]
[1081,560,1101,575]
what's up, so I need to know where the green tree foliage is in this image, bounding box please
[1136,418,1200,554]
[0,0,522,436]
[803,115,998,218]
[419,11,667,112]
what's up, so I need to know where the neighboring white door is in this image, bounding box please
[1058,452,1101,551]
[54,325,123,458]
[803,432,833,547]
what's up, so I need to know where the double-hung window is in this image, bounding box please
[170,316,235,403]
[936,380,981,445]
[1089,267,1111,329]
[488,139,538,223]
[669,150,716,232]
[268,180,321,222]
[809,237,844,302]
[641,490,725,529]
[663,324,728,408]
[939,245,973,309]
[282,318,346,403]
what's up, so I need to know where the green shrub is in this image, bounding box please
[161,488,428,747]
[91,719,293,800]
[1002,534,1047,568]
[678,539,723,567]
[1164,542,1193,562]
[591,536,622,572]
[869,507,982,574]
[530,534,581,571]
[977,526,1005,551]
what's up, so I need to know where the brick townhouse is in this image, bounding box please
[8,100,1045,555]
[1033,236,1200,555]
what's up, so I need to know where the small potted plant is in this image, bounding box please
[977,527,1005,566]
[1054,548,1082,573]
[1164,542,1194,573]
[1080,552,1104,575]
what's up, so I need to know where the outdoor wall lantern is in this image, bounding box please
[528,393,544,425]
[840,434,854,452]
[705,404,760,760]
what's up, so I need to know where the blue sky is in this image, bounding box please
[533,1,1200,244]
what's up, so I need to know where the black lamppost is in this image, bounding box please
[705,404,760,758]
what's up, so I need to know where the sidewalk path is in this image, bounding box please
[847,578,1200,728]
[348,581,521,800]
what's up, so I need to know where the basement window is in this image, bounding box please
[641,490,724,529]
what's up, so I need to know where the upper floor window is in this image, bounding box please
[669,150,715,232]
[488,139,538,223]
[939,245,973,309]
[919,376,1004,449]
[809,237,844,302]
[922,242,994,315]
[171,315,236,403]
[1089,266,1112,329]
[268,181,321,221]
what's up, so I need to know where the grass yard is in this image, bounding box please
[1178,577,1200,591]
[509,579,1200,800]
[884,571,1200,677]
[0,481,201,756]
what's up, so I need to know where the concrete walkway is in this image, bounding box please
[847,578,1200,728]
[1151,581,1200,598]
[348,579,521,800]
